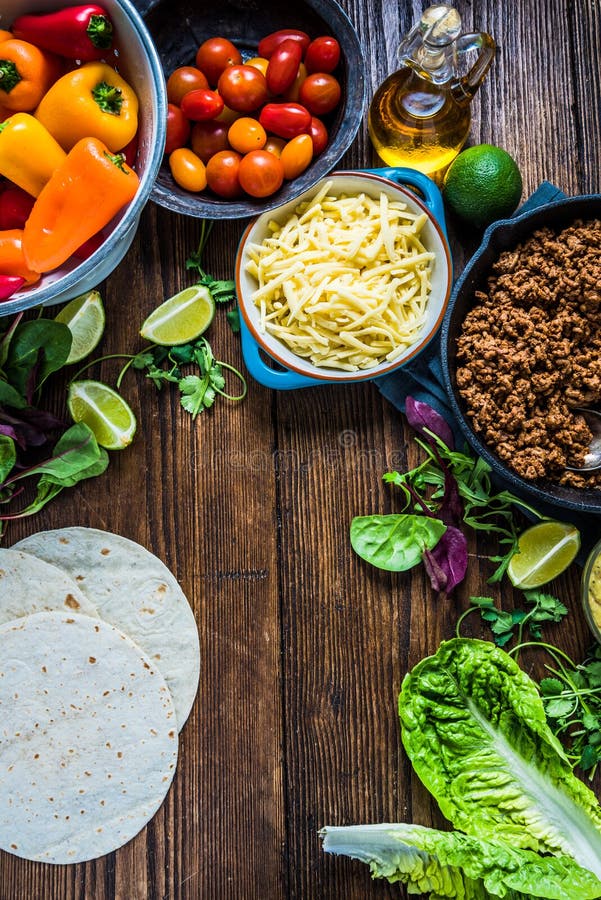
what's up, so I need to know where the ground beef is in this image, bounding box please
[455,219,601,490]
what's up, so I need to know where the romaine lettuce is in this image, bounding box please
[321,823,601,898]
[399,639,601,877]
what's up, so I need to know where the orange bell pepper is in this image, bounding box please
[0,113,66,196]
[0,31,13,45]
[23,136,140,273]
[0,38,61,112]
[34,61,138,152]
[0,229,40,284]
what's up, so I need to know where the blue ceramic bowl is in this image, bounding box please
[441,194,601,515]
[0,0,167,315]
[144,0,366,219]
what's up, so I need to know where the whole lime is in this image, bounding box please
[443,144,523,229]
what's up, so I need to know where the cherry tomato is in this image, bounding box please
[258,29,310,59]
[304,36,341,74]
[238,150,284,198]
[190,120,230,162]
[266,39,302,95]
[216,104,241,125]
[218,65,268,112]
[169,148,207,192]
[283,62,307,102]
[299,73,341,115]
[0,185,34,229]
[246,56,269,77]
[259,102,311,139]
[264,136,286,157]
[206,150,242,198]
[165,103,190,155]
[181,88,224,121]
[280,133,313,179]
[196,37,242,86]
[167,66,209,104]
[228,117,267,153]
[308,116,328,155]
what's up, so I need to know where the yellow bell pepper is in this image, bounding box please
[0,113,66,196]
[34,61,138,152]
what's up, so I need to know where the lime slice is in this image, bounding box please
[55,291,106,364]
[507,520,580,589]
[67,380,137,451]
[140,285,215,346]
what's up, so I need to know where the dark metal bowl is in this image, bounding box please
[141,0,366,219]
[441,194,601,515]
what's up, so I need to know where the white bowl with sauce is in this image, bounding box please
[582,537,601,643]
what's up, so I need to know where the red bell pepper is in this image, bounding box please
[11,5,114,62]
[0,273,25,300]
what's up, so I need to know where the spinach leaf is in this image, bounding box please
[5,320,72,398]
[9,423,108,488]
[0,434,16,483]
[0,380,27,409]
[350,514,446,572]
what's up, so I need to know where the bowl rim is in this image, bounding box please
[147,0,367,219]
[440,193,601,514]
[582,537,601,642]
[1,0,167,315]
[235,170,452,383]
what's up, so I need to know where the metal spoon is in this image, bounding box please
[566,408,601,472]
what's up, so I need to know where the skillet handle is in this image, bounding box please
[364,166,448,238]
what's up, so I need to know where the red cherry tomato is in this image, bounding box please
[238,150,284,198]
[190,120,230,162]
[259,102,311,139]
[308,116,328,155]
[266,39,302,95]
[299,73,341,115]
[181,88,224,121]
[165,103,191,155]
[304,36,341,74]
[218,65,268,113]
[167,66,209,104]
[73,231,105,261]
[206,150,243,198]
[264,136,286,157]
[0,185,35,229]
[280,133,313,180]
[258,29,310,59]
[195,37,242,86]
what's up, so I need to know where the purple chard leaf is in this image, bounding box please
[422,526,468,594]
[405,396,454,450]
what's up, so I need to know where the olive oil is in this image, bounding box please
[368,5,495,183]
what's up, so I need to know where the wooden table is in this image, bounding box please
[3,0,601,897]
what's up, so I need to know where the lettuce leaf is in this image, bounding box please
[399,639,601,877]
[321,823,601,899]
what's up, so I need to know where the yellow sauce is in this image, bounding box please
[587,553,601,631]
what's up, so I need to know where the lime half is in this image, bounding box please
[67,380,137,450]
[55,290,106,364]
[140,284,215,346]
[508,520,580,589]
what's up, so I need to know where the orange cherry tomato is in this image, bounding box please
[165,103,190,155]
[218,65,268,113]
[195,37,241,86]
[169,148,207,192]
[280,133,313,179]
[228,117,267,153]
[206,149,242,198]
[263,136,286,158]
[238,150,284,198]
[246,57,269,77]
[167,66,209,105]
[283,62,307,102]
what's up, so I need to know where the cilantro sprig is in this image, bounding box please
[459,592,568,647]
[185,220,236,306]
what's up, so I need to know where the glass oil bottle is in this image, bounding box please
[368,5,495,182]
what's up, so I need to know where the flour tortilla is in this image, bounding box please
[0,611,178,864]
[0,548,98,623]
[14,528,200,730]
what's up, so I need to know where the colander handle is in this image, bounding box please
[364,166,448,237]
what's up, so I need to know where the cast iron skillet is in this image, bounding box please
[441,194,601,515]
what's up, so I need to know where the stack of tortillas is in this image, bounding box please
[0,527,200,864]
